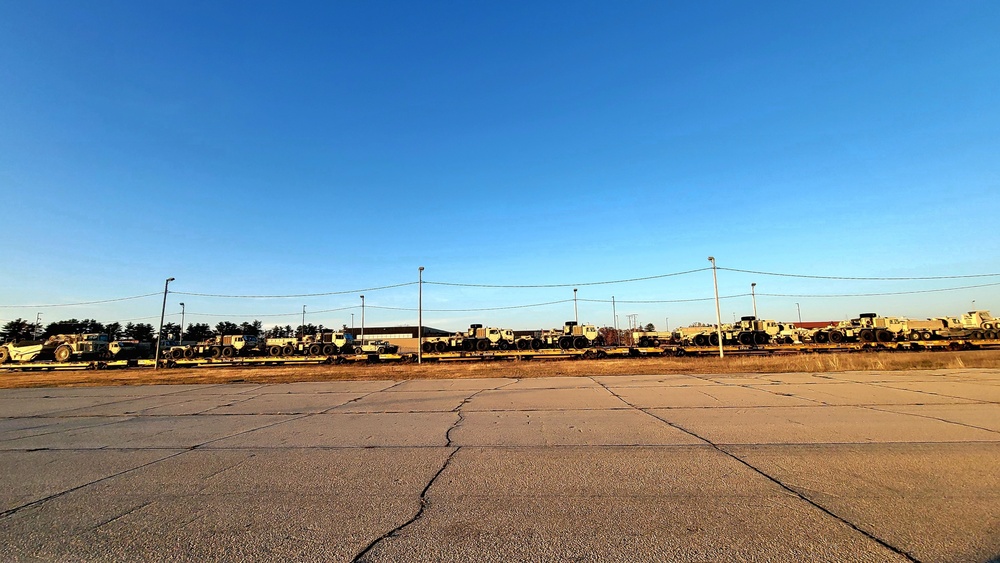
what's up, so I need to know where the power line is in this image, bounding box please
[366,299,576,312]
[424,268,711,288]
[171,282,417,299]
[759,281,1000,298]
[719,267,1000,281]
[579,295,749,304]
[0,293,160,308]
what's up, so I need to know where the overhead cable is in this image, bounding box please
[0,293,161,308]
[424,268,711,288]
[171,282,417,299]
[719,267,1000,281]
[758,281,1000,298]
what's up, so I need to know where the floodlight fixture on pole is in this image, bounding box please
[751,282,757,318]
[418,266,424,365]
[360,295,365,348]
[154,277,175,370]
[708,257,724,358]
[573,288,578,323]
[179,303,185,343]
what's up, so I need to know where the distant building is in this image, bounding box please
[345,326,451,353]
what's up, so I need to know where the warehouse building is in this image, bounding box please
[344,326,451,353]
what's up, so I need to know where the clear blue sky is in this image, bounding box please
[1,1,998,332]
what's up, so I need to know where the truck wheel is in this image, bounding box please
[709,333,720,346]
[516,339,529,351]
[573,336,588,349]
[497,340,510,350]
[876,330,893,343]
[54,345,73,362]
[859,330,875,342]
[210,346,222,358]
[0,347,10,364]
[183,348,195,359]
[322,344,335,356]
[282,345,294,356]
[221,347,234,358]
[754,333,769,345]
[693,334,708,347]
[268,345,282,356]
[476,339,489,351]
[559,337,572,350]
[434,341,447,353]
[738,332,753,345]
[170,348,183,359]
[829,330,845,344]
[308,344,322,356]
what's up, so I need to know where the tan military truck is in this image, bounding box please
[537,321,602,350]
[423,324,516,353]
[264,331,354,356]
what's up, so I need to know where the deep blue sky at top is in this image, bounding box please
[1,1,998,331]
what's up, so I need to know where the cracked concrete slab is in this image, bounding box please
[609,384,817,408]
[653,405,1000,444]
[207,412,458,448]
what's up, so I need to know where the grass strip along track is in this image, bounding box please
[1,350,998,389]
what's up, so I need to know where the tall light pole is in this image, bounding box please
[612,296,617,345]
[179,302,185,343]
[708,257,723,358]
[573,288,578,323]
[665,317,669,331]
[154,277,175,369]
[351,313,354,330]
[796,303,801,323]
[301,305,306,339]
[34,313,42,339]
[418,266,424,364]
[751,282,757,318]
[360,295,365,348]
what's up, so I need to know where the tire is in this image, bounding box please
[308,344,322,356]
[709,333,719,346]
[221,347,234,358]
[920,331,933,341]
[859,330,875,343]
[876,330,893,343]
[908,331,920,341]
[54,345,73,363]
[210,346,222,358]
[434,341,447,353]
[531,339,542,350]
[324,344,337,355]
[738,332,754,346]
[814,331,829,344]
[475,339,489,352]
[559,337,572,350]
[282,345,294,356]
[497,340,510,350]
[170,348,183,360]
[987,331,998,340]
[268,345,282,356]
[0,347,9,364]
[516,339,529,351]
[754,333,769,345]
[693,334,708,347]
[828,331,844,343]
[573,336,588,349]
[422,342,436,353]
[462,340,475,352]
[183,348,195,359]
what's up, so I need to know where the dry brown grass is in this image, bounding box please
[1,350,998,389]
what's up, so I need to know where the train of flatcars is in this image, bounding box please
[0,310,998,371]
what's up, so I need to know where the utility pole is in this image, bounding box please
[418,266,424,364]
[179,303,185,343]
[34,312,42,339]
[751,282,757,318]
[612,296,617,345]
[154,277,175,369]
[796,303,801,323]
[301,305,306,339]
[708,257,724,358]
[360,295,365,348]
[573,288,578,323]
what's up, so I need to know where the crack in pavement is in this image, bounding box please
[589,376,922,563]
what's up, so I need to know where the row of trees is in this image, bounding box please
[0,318,344,344]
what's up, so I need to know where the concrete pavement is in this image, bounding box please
[1,369,998,561]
